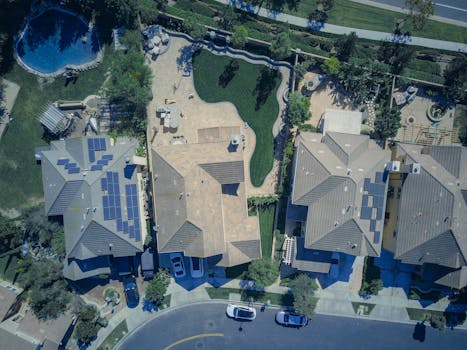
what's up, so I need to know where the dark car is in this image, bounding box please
[124,281,140,308]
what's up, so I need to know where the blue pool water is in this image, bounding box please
[16,9,100,74]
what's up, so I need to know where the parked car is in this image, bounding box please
[170,253,186,278]
[275,311,308,327]
[329,252,340,278]
[190,257,204,278]
[226,304,256,321]
[124,281,140,308]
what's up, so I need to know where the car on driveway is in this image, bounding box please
[190,257,204,278]
[275,311,308,327]
[226,304,256,321]
[170,253,186,278]
[124,281,140,308]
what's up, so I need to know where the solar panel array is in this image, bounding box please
[57,158,81,174]
[360,171,387,244]
[101,172,141,242]
[88,137,107,163]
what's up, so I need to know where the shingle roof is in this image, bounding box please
[40,137,144,280]
[435,266,467,289]
[16,311,73,345]
[291,132,390,257]
[0,329,35,350]
[395,144,467,269]
[152,140,260,265]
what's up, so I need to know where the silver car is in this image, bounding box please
[275,311,308,327]
[226,304,256,320]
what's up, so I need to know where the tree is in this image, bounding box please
[321,57,340,76]
[155,0,167,11]
[219,6,237,30]
[120,30,142,51]
[430,315,446,331]
[317,0,335,11]
[145,269,170,304]
[443,57,467,103]
[286,91,311,126]
[374,108,401,140]
[183,17,206,39]
[74,305,101,345]
[138,0,159,25]
[289,274,318,317]
[247,258,279,287]
[104,0,138,28]
[378,36,414,74]
[232,25,248,48]
[334,32,357,62]
[405,0,434,30]
[270,31,291,60]
[308,10,328,23]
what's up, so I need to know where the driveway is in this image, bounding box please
[117,302,467,350]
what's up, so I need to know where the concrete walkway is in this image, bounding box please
[213,0,467,52]
[0,79,20,141]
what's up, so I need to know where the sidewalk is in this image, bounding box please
[213,0,467,52]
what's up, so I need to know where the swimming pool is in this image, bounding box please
[16,8,101,75]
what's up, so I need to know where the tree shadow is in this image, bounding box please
[218,59,239,88]
[253,67,279,110]
[412,321,426,342]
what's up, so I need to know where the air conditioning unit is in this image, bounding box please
[387,161,400,172]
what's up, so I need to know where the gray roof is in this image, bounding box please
[152,140,260,265]
[292,237,332,273]
[395,144,467,270]
[435,267,467,289]
[17,311,73,345]
[63,256,111,281]
[40,136,144,280]
[38,104,71,135]
[291,132,390,257]
[0,328,35,350]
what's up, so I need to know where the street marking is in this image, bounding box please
[436,3,467,12]
[163,333,224,350]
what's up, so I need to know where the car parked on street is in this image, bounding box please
[170,253,186,278]
[226,304,256,321]
[275,311,308,327]
[124,280,140,308]
[190,257,204,278]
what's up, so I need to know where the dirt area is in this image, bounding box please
[0,79,20,141]
[299,72,358,129]
[147,36,287,195]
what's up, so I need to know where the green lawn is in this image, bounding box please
[0,252,20,282]
[406,308,466,325]
[0,47,114,209]
[97,320,128,350]
[259,205,275,259]
[192,49,281,187]
[206,287,295,306]
[264,0,467,43]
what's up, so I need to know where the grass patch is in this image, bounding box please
[206,287,295,306]
[259,205,275,259]
[454,105,467,146]
[97,320,128,350]
[360,256,382,295]
[225,263,250,279]
[351,302,376,315]
[262,0,467,43]
[406,308,466,325]
[192,49,281,187]
[0,47,115,209]
[408,288,441,302]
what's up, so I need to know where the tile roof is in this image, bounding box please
[291,132,390,257]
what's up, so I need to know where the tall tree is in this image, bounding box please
[405,0,434,30]
[183,17,206,39]
[104,0,139,28]
[247,258,279,287]
[138,0,159,25]
[334,32,357,62]
[232,25,248,48]
[289,274,318,317]
[145,269,171,304]
[443,57,467,103]
[321,57,340,76]
[287,91,311,126]
[219,6,237,30]
[374,108,401,140]
[270,31,292,60]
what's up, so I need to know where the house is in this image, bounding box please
[39,136,146,280]
[0,328,35,350]
[151,128,261,269]
[393,144,467,289]
[289,131,391,274]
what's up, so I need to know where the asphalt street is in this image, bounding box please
[370,0,467,22]
[118,302,467,350]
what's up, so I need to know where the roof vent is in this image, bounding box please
[125,157,130,163]
[347,169,352,175]
[231,135,240,146]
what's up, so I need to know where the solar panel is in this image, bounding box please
[123,221,129,233]
[109,195,115,206]
[373,231,381,244]
[97,159,108,166]
[375,184,386,196]
[93,138,100,150]
[376,207,383,220]
[91,164,102,171]
[134,229,141,242]
[100,138,106,150]
[113,172,118,182]
[375,172,383,183]
[364,178,371,192]
[68,168,79,174]
[373,195,384,208]
[360,207,372,220]
[115,196,121,207]
[57,158,69,165]
[129,225,135,238]
[89,150,95,163]
[362,195,369,207]
[128,207,133,219]
[370,220,376,231]
[102,154,113,160]
[103,196,109,207]
[103,207,110,220]
[87,138,94,150]
[109,206,115,220]
[108,184,114,195]
[117,219,123,231]
[101,178,107,191]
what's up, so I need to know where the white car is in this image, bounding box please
[275,311,308,327]
[190,257,204,278]
[226,304,256,321]
[329,252,340,278]
[170,253,186,278]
